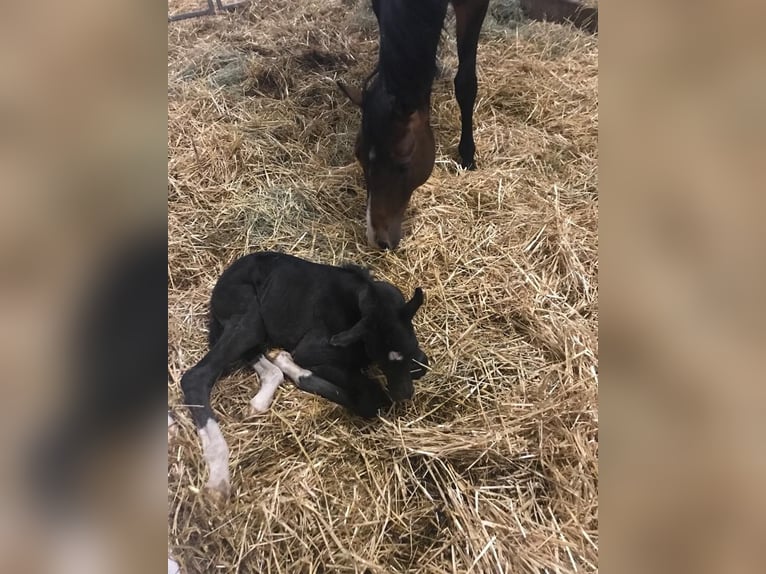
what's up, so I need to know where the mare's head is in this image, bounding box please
[339,76,435,250]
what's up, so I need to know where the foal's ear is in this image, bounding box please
[337,80,363,107]
[330,288,374,346]
[329,319,367,347]
[401,288,424,321]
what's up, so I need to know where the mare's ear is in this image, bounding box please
[337,80,363,107]
[330,288,374,346]
[401,288,424,321]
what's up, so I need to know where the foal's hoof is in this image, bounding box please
[204,480,230,504]
[248,403,266,417]
[249,395,272,415]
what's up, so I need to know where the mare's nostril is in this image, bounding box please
[377,240,391,250]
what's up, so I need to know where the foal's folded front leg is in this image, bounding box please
[267,350,353,409]
[250,355,284,414]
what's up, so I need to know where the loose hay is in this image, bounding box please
[168,1,598,572]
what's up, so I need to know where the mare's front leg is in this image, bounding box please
[453,0,489,169]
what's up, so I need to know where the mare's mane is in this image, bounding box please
[375,0,449,114]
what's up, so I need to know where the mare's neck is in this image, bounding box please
[377,0,447,113]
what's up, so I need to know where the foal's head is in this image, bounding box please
[330,277,428,402]
[339,76,435,250]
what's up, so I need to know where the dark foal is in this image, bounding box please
[181,252,429,498]
[339,0,489,250]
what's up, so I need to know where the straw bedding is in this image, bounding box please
[168,1,598,572]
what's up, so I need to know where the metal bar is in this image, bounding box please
[168,0,250,23]
[168,0,215,23]
[215,0,250,13]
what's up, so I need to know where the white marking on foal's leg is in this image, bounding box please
[250,356,284,414]
[268,350,312,382]
[198,418,230,498]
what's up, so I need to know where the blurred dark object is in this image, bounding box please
[521,0,598,34]
[28,230,167,515]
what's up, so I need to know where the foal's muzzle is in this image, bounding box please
[411,350,429,380]
[388,378,414,402]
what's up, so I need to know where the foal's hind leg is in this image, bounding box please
[453,0,489,169]
[181,302,266,500]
